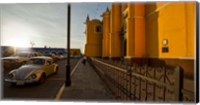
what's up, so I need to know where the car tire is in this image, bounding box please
[38,74,46,85]
[11,83,16,86]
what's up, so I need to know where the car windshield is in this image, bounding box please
[28,59,45,65]
[18,53,29,57]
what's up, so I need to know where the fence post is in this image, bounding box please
[128,66,132,100]
[145,65,148,101]
[174,66,183,101]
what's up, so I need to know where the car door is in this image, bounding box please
[44,60,52,76]
[46,60,55,74]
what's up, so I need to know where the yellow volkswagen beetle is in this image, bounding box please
[5,56,58,85]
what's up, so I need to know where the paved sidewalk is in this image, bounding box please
[60,60,115,101]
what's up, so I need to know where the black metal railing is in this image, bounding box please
[88,57,194,102]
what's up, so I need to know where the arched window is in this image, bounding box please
[95,25,101,33]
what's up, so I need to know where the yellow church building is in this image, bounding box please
[84,2,196,78]
[84,15,102,57]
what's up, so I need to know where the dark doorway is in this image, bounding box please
[121,23,127,59]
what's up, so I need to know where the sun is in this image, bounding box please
[5,38,30,48]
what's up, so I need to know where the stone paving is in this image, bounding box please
[60,60,115,101]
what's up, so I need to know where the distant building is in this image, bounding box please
[16,47,66,55]
[6,47,81,56]
[70,48,81,56]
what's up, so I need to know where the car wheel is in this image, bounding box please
[11,83,16,86]
[38,74,46,84]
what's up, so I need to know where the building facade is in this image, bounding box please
[84,15,103,57]
[84,2,196,78]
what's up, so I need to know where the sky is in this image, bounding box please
[0,3,110,52]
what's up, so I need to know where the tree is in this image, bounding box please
[30,41,35,48]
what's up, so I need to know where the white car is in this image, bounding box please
[5,56,59,85]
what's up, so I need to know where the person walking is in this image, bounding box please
[82,56,87,65]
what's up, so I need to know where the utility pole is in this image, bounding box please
[65,4,71,86]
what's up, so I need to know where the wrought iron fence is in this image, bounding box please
[88,57,194,102]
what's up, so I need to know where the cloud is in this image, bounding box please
[1,3,67,48]
[0,3,110,49]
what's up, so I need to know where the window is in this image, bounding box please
[162,47,169,53]
[95,25,101,33]
[29,59,45,65]
[47,60,52,65]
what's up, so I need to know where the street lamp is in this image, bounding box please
[65,4,71,86]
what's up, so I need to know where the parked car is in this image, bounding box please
[51,53,62,62]
[16,53,31,62]
[1,56,24,73]
[44,52,61,62]
[5,56,59,85]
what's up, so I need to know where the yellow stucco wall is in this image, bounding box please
[127,3,146,58]
[122,3,128,11]
[85,2,195,59]
[102,8,110,57]
[85,44,102,56]
[70,49,81,56]
[156,2,195,58]
[145,2,195,58]
[110,3,122,58]
[84,19,102,57]
[185,2,195,57]
[145,3,159,57]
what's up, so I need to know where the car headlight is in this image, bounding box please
[28,74,37,79]
[7,73,14,79]
[31,74,37,79]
